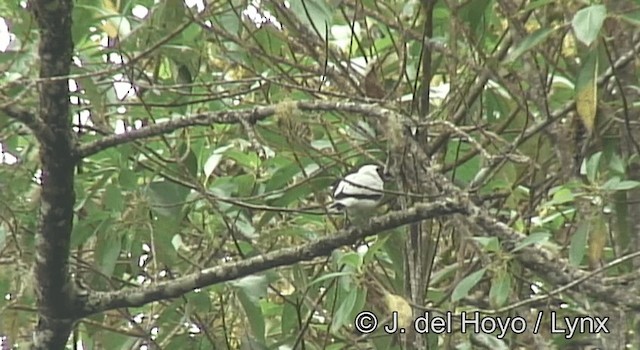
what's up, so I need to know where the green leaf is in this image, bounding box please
[430,262,462,285]
[178,143,198,177]
[264,159,314,192]
[363,232,391,264]
[337,252,363,269]
[571,5,607,46]
[604,179,640,191]
[266,177,330,209]
[471,237,500,252]
[233,215,257,239]
[330,287,358,333]
[512,231,551,252]
[237,288,266,343]
[234,174,257,197]
[170,234,184,251]
[96,233,122,277]
[489,270,511,307]
[78,172,113,209]
[186,290,211,313]
[608,153,626,175]
[117,167,138,190]
[289,0,333,39]
[209,176,239,198]
[507,27,555,62]
[153,299,183,328]
[226,148,259,168]
[583,151,602,183]
[230,275,268,303]
[203,144,233,181]
[155,0,187,29]
[309,271,353,287]
[619,180,640,190]
[444,139,481,184]
[351,287,368,320]
[550,187,574,205]
[569,222,589,266]
[151,216,181,265]
[601,177,621,191]
[71,216,106,247]
[98,331,137,350]
[281,300,300,335]
[384,232,406,289]
[104,183,124,212]
[452,267,487,302]
[459,0,491,33]
[104,15,132,39]
[145,180,190,217]
[620,13,640,27]
[213,12,241,36]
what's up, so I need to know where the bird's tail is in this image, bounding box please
[295,204,343,215]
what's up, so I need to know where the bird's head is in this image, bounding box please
[358,164,392,181]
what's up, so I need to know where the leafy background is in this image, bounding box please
[2,0,640,349]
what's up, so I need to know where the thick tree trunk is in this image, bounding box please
[30,0,78,348]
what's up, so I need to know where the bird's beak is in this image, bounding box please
[382,171,393,181]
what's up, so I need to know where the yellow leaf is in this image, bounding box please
[102,0,118,12]
[102,22,118,38]
[100,0,131,39]
[575,50,599,132]
[383,293,413,329]
[587,216,606,269]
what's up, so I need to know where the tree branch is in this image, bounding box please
[75,101,394,159]
[78,187,640,318]
[68,23,640,164]
[72,95,640,314]
[431,169,640,310]
[79,41,640,168]
[30,0,78,348]
[80,199,461,316]
[0,103,50,141]
[81,200,465,315]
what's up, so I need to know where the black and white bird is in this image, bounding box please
[328,164,391,214]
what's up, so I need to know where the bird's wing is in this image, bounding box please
[333,173,383,200]
[332,179,345,196]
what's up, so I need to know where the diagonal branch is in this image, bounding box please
[75,101,395,159]
[78,191,640,318]
[0,103,50,141]
[428,167,640,310]
[80,200,465,315]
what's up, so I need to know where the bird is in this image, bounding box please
[328,164,391,215]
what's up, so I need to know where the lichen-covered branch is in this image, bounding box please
[0,103,49,139]
[80,200,465,315]
[75,101,395,159]
[30,0,78,348]
[72,189,640,318]
[427,160,640,310]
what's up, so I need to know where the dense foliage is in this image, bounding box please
[2,0,640,349]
